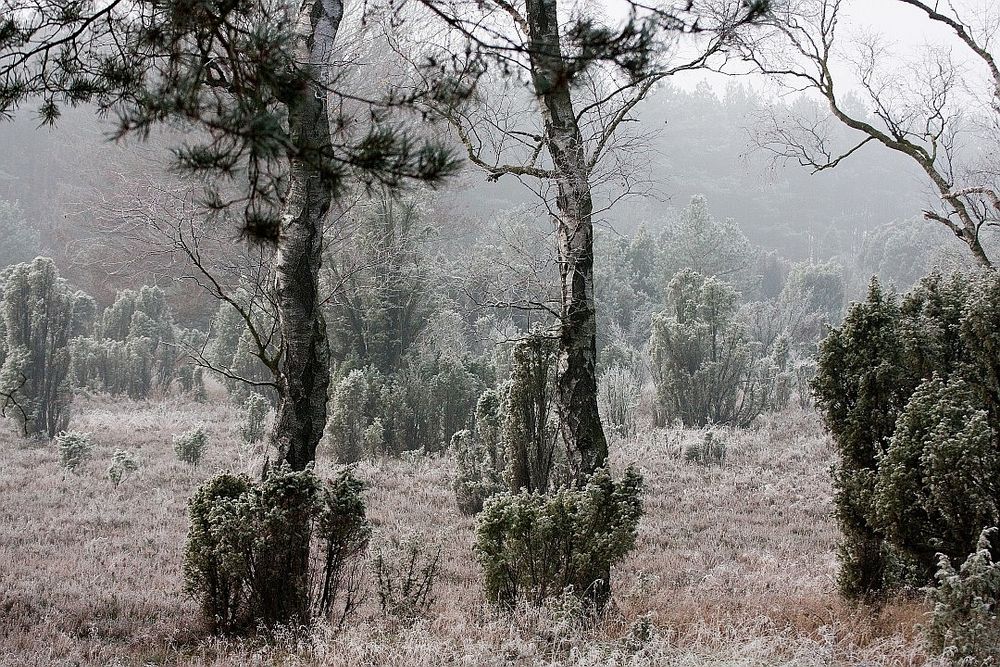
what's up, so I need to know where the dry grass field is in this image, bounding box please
[0,396,937,666]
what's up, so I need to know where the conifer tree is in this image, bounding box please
[0,258,88,437]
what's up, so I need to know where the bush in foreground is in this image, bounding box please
[182,466,369,633]
[475,468,643,609]
[924,528,1000,665]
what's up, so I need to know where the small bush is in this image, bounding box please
[452,429,505,516]
[314,470,371,625]
[56,431,92,472]
[107,449,139,487]
[923,528,1000,664]
[475,467,644,609]
[372,534,441,620]
[597,363,642,439]
[183,473,256,632]
[684,431,727,466]
[173,426,208,466]
[182,466,370,633]
[239,392,271,445]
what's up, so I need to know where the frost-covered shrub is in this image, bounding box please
[0,258,87,437]
[183,473,257,632]
[372,534,441,620]
[923,529,1000,665]
[597,363,642,439]
[97,285,179,394]
[452,389,508,515]
[649,270,780,429]
[107,449,139,487]
[183,466,370,632]
[239,392,271,445]
[173,426,208,466]
[815,272,1000,599]
[327,366,385,463]
[875,377,1000,582]
[206,301,277,406]
[503,334,560,493]
[70,336,154,399]
[813,278,914,600]
[453,429,504,516]
[475,467,644,609]
[57,430,92,472]
[684,431,727,466]
[314,470,371,624]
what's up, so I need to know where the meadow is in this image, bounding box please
[0,394,934,666]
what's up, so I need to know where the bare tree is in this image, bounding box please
[397,0,766,477]
[742,0,1000,267]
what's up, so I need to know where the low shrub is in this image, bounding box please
[182,466,370,633]
[173,426,208,466]
[452,429,505,516]
[107,449,139,487]
[684,431,727,466]
[923,528,1000,664]
[56,431,92,472]
[314,469,371,626]
[372,534,441,621]
[239,392,271,445]
[475,467,644,609]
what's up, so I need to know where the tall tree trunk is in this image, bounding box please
[270,0,344,472]
[260,0,343,627]
[524,0,609,479]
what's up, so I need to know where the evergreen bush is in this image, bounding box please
[923,528,1000,665]
[815,272,1000,599]
[107,449,140,487]
[56,430,92,472]
[0,258,86,437]
[182,466,370,632]
[239,392,271,445]
[683,431,727,466]
[475,467,643,609]
[173,426,208,466]
[649,269,780,428]
[372,534,441,620]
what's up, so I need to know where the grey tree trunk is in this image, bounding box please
[524,0,609,480]
[269,0,344,472]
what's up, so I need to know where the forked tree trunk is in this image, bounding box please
[270,0,343,472]
[524,0,609,480]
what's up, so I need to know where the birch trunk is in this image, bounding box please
[524,0,609,479]
[270,0,343,472]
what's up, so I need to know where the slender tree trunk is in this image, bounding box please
[261,0,342,627]
[270,0,344,472]
[524,0,609,479]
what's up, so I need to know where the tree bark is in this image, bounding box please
[524,0,609,479]
[269,0,344,472]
